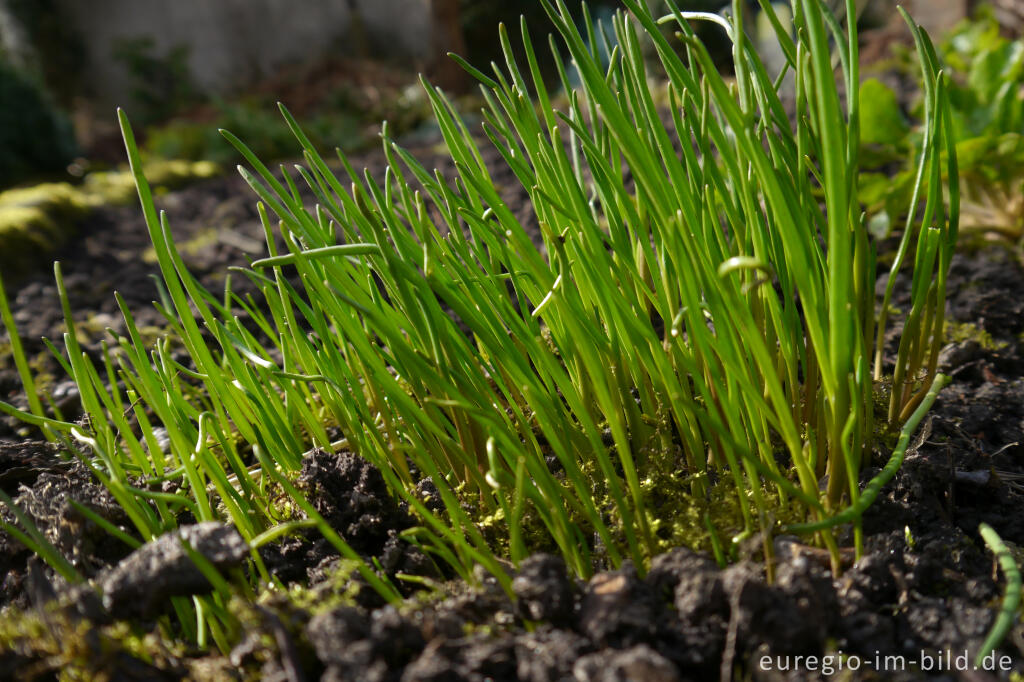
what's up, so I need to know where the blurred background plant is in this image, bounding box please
[858,2,1024,242]
[2,0,1001,194]
[0,0,451,184]
[111,37,199,126]
[942,5,1023,238]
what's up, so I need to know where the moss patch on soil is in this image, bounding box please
[0,160,219,281]
[947,320,1009,351]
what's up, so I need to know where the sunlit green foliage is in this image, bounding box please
[0,0,956,646]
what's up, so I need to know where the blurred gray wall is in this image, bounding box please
[863,0,969,37]
[50,0,431,107]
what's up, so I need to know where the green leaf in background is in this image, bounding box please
[966,38,1023,105]
[867,210,891,240]
[859,78,909,146]
[943,7,1024,140]
[957,133,1024,183]
[858,169,916,240]
[945,8,1003,71]
[862,5,1024,240]
[858,172,894,206]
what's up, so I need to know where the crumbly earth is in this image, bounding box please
[1,132,1023,680]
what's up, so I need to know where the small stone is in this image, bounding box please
[937,340,980,372]
[381,530,442,582]
[369,606,425,665]
[400,640,459,682]
[322,659,389,682]
[673,566,727,625]
[774,552,839,632]
[645,547,718,599]
[722,561,824,657]
[839,552,902,607]
[838,609,895,658]
[457,634,517,680]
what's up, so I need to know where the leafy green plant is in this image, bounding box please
[137,65,433,166]
[942,7,1024,238]
[112,37,199,125]
[142,100,365,165]
[0,0,957,644]
[860,5,1021,239]
[0,161,219,281]
[942,6,1023,141]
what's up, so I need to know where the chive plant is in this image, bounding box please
[0,0,956,630]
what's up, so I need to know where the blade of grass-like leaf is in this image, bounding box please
[0,271,51,439]
[785,373,950,534]
[975,523,1021,667]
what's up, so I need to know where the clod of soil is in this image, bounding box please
[298,449,413,555]
[99,522,248,619]
[572,644,680,682]
[1,450,132,610]
[0,440,71,494]
[510,553,575,625]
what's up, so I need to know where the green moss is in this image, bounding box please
[556,423,810,569]
[0,602,187,678]
[265,558,365,615]
[148,159,220,186]
[643,466,805,561]
[84,159,220,204]
[0,160,220,281]
[0,181,92,217]
[0,182,90,279]
[946,320,1008,351]
[0,206,58,249]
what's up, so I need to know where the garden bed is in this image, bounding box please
[0,127,1022,680]
[3,2,1024,678]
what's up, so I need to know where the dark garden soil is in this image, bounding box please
[1,128,1024,681]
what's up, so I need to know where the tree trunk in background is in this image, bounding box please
[427,0,469,94]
